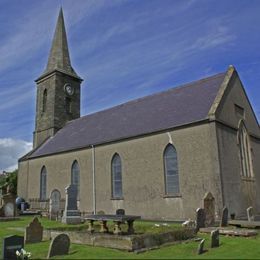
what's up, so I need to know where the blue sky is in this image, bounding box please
[0,0,259,171]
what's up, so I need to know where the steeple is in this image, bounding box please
[39,8,80,79]
[34,8,82,148]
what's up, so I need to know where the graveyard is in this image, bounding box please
[0,216,260,259]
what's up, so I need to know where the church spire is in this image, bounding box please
[42,8,79,78]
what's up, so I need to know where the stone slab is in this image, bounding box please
[199,227,258,237]
[228,220,260,228]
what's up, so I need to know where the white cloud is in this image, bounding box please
[0,138,32,172]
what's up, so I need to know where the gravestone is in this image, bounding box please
[197,239,205,255]
[196,208,206,231]
[0,193,17,217]
[247,206,254,222]
[49,189,61,220]
[220,207,228,227]
[62,185,81,224]
[210,229,220,248]
[24,217,43,243]
[203,192,215,227]
[47,233,70,259]
[2,235,24,260]
[116,209,125,215]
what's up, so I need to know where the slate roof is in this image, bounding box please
[27,71,226,159]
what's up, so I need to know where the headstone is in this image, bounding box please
[4,202,14,217]
[2,235,24,260]
[196,208,206,231]
[247,206,254,222]
[49,189,61,220]
[197,239,205,255]
[0,193,17,217]
[47,234,70,259]
[116,209,125,215]
[203,192,215,226]
[220,207,228,227]
[24,217,43,243]
[210,229,220,248]
[62,185,81,224]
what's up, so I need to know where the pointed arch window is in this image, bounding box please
[164,144,180,195]
[40,166,47,200]
[238,121,253,178]
[71,160,80,198]
[111,154,123,199]
[42,89,47,113]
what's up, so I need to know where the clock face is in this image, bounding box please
[64,83,74,96]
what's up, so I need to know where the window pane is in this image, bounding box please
[164,145,179,195]
[112,155,122,198]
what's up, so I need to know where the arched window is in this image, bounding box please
[238,121,253,177]
[164,144,180,195]
[111,154,123,199]
[71,160,80,198]
[42,89,47,113]
[40,166,47,200]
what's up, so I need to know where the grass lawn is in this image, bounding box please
[0,216,260,259]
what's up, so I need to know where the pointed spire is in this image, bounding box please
[43,8,79,78]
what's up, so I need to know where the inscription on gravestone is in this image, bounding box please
[4,202,14,217]
[47,233,70,259]
[203,192,215,227]
[2,235,24,260]
[220,207,228,227]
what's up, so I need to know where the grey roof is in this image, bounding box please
[28,72,226,159]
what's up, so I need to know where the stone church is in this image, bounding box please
[18,9,260,220]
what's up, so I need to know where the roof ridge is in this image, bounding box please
[67,71,226,125]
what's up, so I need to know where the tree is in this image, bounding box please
[0,169,17,195]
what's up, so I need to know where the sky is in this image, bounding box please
[0,0,259,172]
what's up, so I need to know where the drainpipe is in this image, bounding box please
[91,145,96,214]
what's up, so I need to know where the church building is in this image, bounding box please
[18,9,260,220]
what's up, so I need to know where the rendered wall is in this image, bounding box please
[18,122,223,221]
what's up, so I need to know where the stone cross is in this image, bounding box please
[197,239,205,255]
[210,229,220,248]
[47,233,70,259]
[196,208,206,231]
[24,217,43,243]
[220,206,228,227]
[247,206,254,222]
[203,192,215,227]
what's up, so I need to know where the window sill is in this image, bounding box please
[163,194,182,198]
[111,197,124,201]
[241,176,255,182]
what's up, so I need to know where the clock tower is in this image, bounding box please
[34,8,83,148]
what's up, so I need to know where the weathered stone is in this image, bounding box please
[196,208,206,231]
[197,238,205,255]
[25,217,43,243]
[247,206,254,222]
[49,189,61,220]
[47,233,70,259]
[0,193,17,217]
[62,185,81,224]
[203,192,215,227]
[116,209,125,215]
[210,229,219,248]
[2,235,24,260]
[220,207,228,227]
